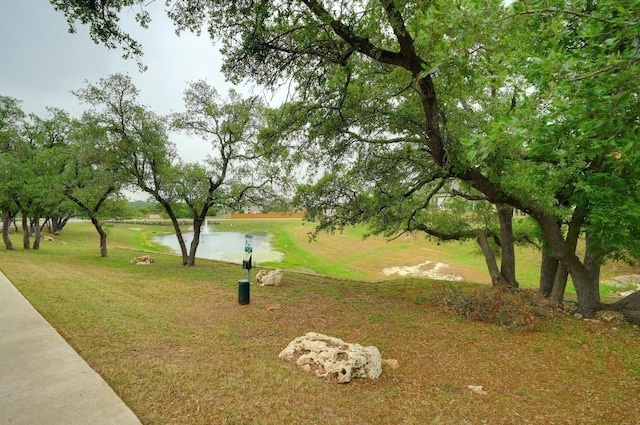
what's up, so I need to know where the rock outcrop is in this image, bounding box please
[129,255,154,265]
[603,275,640,297]
[278,332,382,383]
[256,269,283,286]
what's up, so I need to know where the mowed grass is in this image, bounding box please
[211,219,529,285]
[1,221,640,424]
[209,218,635,293]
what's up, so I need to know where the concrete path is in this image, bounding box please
[0,270,142,425]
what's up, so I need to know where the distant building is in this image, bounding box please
[432,180,526,216]
[244,204,264,214]
[145,211,164,219]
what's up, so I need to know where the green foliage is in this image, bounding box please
[99,198,138,220]
[50,0,148,65]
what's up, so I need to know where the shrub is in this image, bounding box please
[430,285,559,330]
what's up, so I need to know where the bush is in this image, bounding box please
[430,285,559,330]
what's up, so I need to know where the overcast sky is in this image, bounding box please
[0,0,275,165]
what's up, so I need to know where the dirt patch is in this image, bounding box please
[603,275,640,297]
[382,260,464,281]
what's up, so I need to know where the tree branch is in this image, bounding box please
[301,0,409,68]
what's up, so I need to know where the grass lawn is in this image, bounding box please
[209,218,637,295]
[211,219,532,285]
[1,221,639,424]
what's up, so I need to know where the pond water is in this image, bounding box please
[153,221,284,264]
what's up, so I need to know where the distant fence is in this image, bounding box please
[229,213,305,219]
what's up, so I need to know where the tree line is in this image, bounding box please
[1,78,282,265]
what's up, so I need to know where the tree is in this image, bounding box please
[74,75,279,266]
[42,198,77,235]
[296,170,528,288]
[73,74,190,261]
[100,198,138,220]
[18,108,75,249]
[60,116,125,257]
[490,0,640,306]
[0,96,26,251]
[171,81,282,266]
[50,0,640,317]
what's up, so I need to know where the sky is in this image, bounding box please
[0,0,278,165]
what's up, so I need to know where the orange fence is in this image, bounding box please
[229,213,305,219]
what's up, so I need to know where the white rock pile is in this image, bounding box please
[256,269,283,286]
[278,332,383,383]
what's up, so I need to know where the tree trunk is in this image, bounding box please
[539,251,558,297]
[155,196,189,265]
[42,218,50,234]
[185,217,204,267]
[549,206,584,307]
[497,204,518,288]
[32,211,41,250]
[603,290,640,313]
[89,216,108,257]
[2,207,14,251]
[583,232,603,297]
[476,229,508,288]
[49,215,69,234]
[550,265,569,306]
[564,255,601,316]
[535,213,601,317]
[601,290,640,325]
[21,211,30,249]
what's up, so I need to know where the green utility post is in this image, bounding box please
[238,234,253,305]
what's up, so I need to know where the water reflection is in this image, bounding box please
[153,222,284,264]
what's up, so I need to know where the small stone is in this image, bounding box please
[129,255,154,264]
[467,385,488,395]
[382,359,399,369]
[574,313,584,319]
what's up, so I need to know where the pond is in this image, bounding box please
[153,221,284,264]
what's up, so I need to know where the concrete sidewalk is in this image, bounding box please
[0,270,142,425]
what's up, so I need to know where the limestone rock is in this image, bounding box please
[278,332,382,383]
[257,269,283,286]
[602,275,640,297]
[467,385,488,395]
[382,358,399,369]
[130,255,154,265]
[255,270,268,283]
[602,274,640,287]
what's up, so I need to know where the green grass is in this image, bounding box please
[206,218,538,285]
[143,218,635,295]
[208,219,365,278]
